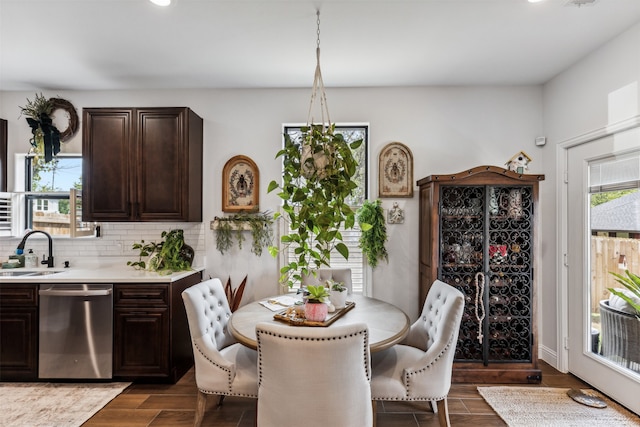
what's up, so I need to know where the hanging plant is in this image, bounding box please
[267,11,362,288]
[268,124,361,287]
[19,93,78,163]
[356,199,389,268]
[213,211,274,256]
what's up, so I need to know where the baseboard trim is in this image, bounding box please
[539,344,563,372]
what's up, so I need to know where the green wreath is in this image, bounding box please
[19,93,78,162]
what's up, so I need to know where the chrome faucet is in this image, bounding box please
[17,230,54,268]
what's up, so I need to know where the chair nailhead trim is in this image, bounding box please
[256,329,370,384]
[193,340,235,392]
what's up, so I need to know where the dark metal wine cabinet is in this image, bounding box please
[417,166,545,383]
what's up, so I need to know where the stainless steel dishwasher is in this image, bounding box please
[39,284,113,379]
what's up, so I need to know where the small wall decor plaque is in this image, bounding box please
[387,202,405,224]
[222,155,259,212]
[379,142,413,198]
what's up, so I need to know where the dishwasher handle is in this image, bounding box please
[39,287,112,297]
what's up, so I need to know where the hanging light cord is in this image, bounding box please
[474,272,486,344]
[307,10,331,128]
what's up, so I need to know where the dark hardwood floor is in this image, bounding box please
[82,361,590,427]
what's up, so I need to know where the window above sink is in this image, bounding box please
[0,153,96,239]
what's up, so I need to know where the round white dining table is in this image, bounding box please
[228,294,410,353]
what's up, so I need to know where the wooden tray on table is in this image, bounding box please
[274,301,356,327]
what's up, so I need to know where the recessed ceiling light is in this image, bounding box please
[528,0,545,3]
[149,0,171,6]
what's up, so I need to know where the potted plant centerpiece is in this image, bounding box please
[304,284,331,322]
[327,279,347,309]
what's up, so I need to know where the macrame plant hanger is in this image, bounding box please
[307,10,331,131]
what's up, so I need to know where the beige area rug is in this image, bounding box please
[0,382,130,427]
[478,387,640,427]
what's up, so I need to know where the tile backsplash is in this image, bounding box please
[0,222,205,267]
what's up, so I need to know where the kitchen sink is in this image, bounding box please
[0,270,63,277]
[0,270,36,276]
[31,271,63,276]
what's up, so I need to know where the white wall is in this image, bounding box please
[0,85,543,321]
[541,21,640,368]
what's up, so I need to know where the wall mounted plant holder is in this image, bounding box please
[211,212,274,256]
[210,218,252,231]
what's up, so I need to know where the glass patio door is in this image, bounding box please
[566,127,640,414]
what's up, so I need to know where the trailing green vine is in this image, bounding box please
[268,124,362,287]
[214,211,274,256]
[356,199,388,268]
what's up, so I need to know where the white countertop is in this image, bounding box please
[0,261,204,284]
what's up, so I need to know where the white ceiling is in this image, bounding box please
[2,0,640,91]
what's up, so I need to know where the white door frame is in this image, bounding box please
[557,115,640,373]
[557,116,640,414]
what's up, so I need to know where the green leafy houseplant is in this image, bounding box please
[268,124,362,287]
[609,270,640,315]
[305,284,330,303]
[214,211,274,256]
[127,229,194,275]
[356,199,388,268]
[327,279,346,292]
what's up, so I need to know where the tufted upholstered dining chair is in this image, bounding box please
[370,280,464,427]
[182,279,258,427]
[301,268,353,294]
[255,321,372,427]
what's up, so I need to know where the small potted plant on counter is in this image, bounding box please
[327,279,347,309]
[304,284,330,322]
[127,229,194,275]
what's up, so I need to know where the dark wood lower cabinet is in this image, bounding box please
[0,286,38,380]
[113,272,201,383]
[114,307,170,378]
[0,271,201,383]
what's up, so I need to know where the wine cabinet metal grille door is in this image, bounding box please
[439,185,535,365]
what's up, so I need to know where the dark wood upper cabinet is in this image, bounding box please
[0,119,7,192]
[82,108,203,222]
